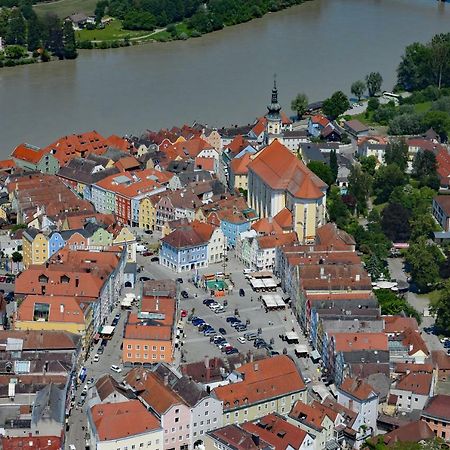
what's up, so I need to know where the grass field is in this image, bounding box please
[75,19,151,42]
[414,101,431,113]
[34,0,98,17]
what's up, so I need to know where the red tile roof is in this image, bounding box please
[311,114,330,128]
[0,329,78,350]
[0,159,16,170]
[114,155,141,172]
[16,295,86,324]
[230,153,252,176]
[195,157,216,172]
[91,400,160,441]
[163,137,213,159]
[251,218,283,235]
[273,208,293,230]
[11,143,46,164]
[242,414,309,450]
[433,194,450,216]
[289,400,339,431]
[339,377,376,402]
[213,356,306,410]
[252,118,267,137]
[333,333,388,352]
[378,420,435,446]
[421,395,450,421]
[105,134,132,151]
[248,140,327,199]
[208,425,272,450]
[1,436,61,450]
[383,316,419,334]
[395,372,433,396]
[401,327,429,356]
[257,232,298,249]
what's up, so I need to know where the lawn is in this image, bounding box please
[418,289,442,305]
[76,19,151,42]
[34,0,98,18]
[413,101,431,113]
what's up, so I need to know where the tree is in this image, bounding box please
[307,161,334,187]
[388,113,425,135]
[381,202,411,242]
[4,44,26,58]
[360,155,377,176]
[367,97,380,112]
[374,289,421,323]
[422,110,450,141]
[11,251,22,262]
[412,150,440,189]
[43,14,64,58]
[290,93,308,119]
[429,33,450,89]
[327,187,351,229]
[348,165,372,215]
[373,164,407,204]
[409,213,437,242]
[397,42,433,91]
[329,149,338,182]
[405,237,444,292]
[27,13,41,51]
[431,280,450,335]
[384,139,408,172]
[5,8,26,45]
[366,71,383,97]
[62,20,77,59]
[322,91,350,119]
[351,80,366,101]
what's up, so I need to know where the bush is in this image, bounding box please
[178,32,188,40]
[111,40,120,47]
[190,29,202,37]
[78,40,93,49]
[367,97,380,112]
[98,41,109,49]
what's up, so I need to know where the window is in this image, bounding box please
[200,421,204,426]
[175,409,179,414]
[127,344,132,349]
[171,428,175,432]
[153,346,157,351]
[127,353,132,358]
[144,345,149,350]
[175,418,179,423]
[160,346,165,351]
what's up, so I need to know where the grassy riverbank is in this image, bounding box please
[34,0,98,17]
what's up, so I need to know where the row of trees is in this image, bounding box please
[98,0,306,33]
[0,2,77,60]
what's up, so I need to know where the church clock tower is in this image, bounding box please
[265,76,283,145]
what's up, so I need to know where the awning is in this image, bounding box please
[294,344,308,354]
[121,298,133,307]
[285,331,300,341]
[100,325,115,335]
[311,350,321,361]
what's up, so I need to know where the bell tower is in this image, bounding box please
[265,75,283,144]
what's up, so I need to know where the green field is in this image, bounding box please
[34,0,98,18]
[75,19,152,42]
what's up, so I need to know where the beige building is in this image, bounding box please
[247,140,327,243]
[212,355,307,426]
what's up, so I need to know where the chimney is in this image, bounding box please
[251,434,260,446]
[249,351,254,363]
[355,274,360,282]
[60,304,64,313]
[254,363,259,372]
[204,356,209,369]
[164,374,169,386]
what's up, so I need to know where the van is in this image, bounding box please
[243,269,252,274]
[244,332,258,341]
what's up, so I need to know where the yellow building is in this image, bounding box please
[139,196,157,231]
[212,355,307,425]
[113,225,137,262]
[14,294,93,353]
[247,140,327,243]
[22,228,49,268]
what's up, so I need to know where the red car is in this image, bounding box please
[180,310,188,318]
[0,276,5,283]
[142,251,153,257]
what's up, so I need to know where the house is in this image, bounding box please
[420,395,450,442]
[357,136,388,164]
[212,355,307,425]
[432,195,450,232]
[22,228,49,268]
[247,140,327,243]
[307,116,341,141]
[65,13,95,30]
[428,350,450,382]
[229,153,253,192]
[337,378,379,443]
[283,130,310,153]
[87,400,163,450]
[391,372,434,412]
[87,374,134,408]
[343,120,369,138]
[242,413,315,450]
[1,436,62,450]
[371,420,435,447]
[11,144,60,174]
[289,400,343,450]
[298,143,326,164]
[139,195,160,231]
[204,424,274,450]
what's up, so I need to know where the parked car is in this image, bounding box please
[176,278,183,283]
[5,277,12,283]
[237,337,246,344]
[304,377,312,384]
[221,345,233,353]
[4,291,14,303]
[239,288,245,297]
[0,276,5,282]
[111,318,119,326]
[204,329,216,336]
[225,347,239,355]
[87,377,95,385]
[219,328,226,335]
[93,354,99,362]
[226,316,238,323]
[180,309,188,318]
[110,365,122,373]
[142,251,153,257]
[139,276,151,282]
[97,346,104,355]
[181,291,189,299]
[144,229,153,235]
[192,318,205,326]
[150,257,159,262]
[203,299,215,305]
[235,324,247,332]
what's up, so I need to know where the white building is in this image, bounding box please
[88,400,163,450]
[391,372,434,412]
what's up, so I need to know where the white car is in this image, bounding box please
[304,377,312,384]
[237,337,246,344]
[110,365,122,373]
[93,354,99,362]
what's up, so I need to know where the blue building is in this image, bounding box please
[48,232,65,257]
[159,226,208,273]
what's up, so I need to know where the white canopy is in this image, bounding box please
[285,331,300,342]
[100,325,115,335]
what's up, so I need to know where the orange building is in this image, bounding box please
[123,293,175,364]
[421,395,450,442]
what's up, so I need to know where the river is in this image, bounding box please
[0,0,449,155]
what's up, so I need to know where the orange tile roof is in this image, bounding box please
[257,232,298,249]
[248,140,327,199]
[242,414,308,450]
[16,295,85,324]
[125,368,185,414]
[339,377,376,401]
[0,159,16,169]
[252,117,267,136]
[311,114,330,128]
[114,155,141,172]
[332,332,388,352]
[1,436,61,450]
[91,400,160,441]
[95,169,168,198]
[163,137,213,159]
[289,400,338,431]
[273,208,293,230]
[394,362,434,374]
[226,135,252,155]
[316,223,355,249]
[383,316,419,334]
[230,153,252,176]
[195,157,215,172]
[251,218,283,235]
[280,111,292,125]
[213,355,306,410]
[11,143,46,164]
[401,328,429,356]
[208,425,272,450]
[105,134,132,151]
[395,372,433,396]
[422,395,450,421]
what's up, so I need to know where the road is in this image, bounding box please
[387,257,443,352]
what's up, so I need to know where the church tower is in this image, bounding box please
[265,76,283,145]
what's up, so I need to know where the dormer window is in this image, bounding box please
[38,274,49,284]
[60,275,70,284]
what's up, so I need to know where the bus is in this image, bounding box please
[382,91,400,101]
[78,366,87,383]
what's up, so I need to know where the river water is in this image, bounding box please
[0,0,449,154]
